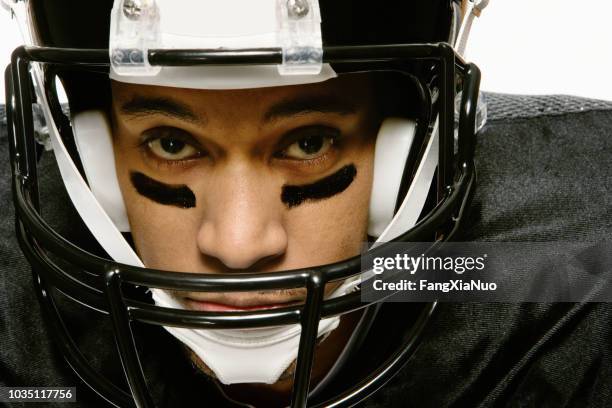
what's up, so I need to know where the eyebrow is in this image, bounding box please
[119,93,356,125]
[263,94,357,123]
[120,96,203,124]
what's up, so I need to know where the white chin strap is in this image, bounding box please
[151,285,349,384]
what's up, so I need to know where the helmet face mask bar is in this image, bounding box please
[5,1,482,407]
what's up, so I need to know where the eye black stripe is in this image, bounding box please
[281,164,357,208]
[130,172,196,209]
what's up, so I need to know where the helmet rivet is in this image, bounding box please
[287,0,310,19]
[129,50,143,63]
[112,50,125,64]
[123,0,144,20]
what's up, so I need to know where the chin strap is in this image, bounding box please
[455,0,489,132]
[375,119,439,243]
[38,95,144,267]
[455,0,489,56]
[368,118,417,237]
[150,283,360,384]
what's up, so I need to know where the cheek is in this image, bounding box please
[114,150,202,271]
[285,150,374,263]
[124,192,203,270]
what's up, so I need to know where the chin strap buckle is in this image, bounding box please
[109,0,162,76]
[277,0,324,76]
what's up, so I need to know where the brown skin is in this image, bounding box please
[110,75,380,406]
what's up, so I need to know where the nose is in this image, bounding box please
[196,165,288,270]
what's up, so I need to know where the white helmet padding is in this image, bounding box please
[72,111,130,231]
[368,118,416,237]
[372,118,439,244]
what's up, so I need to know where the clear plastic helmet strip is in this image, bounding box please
[5,0,487,386]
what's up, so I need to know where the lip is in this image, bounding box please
[184,298,300,312]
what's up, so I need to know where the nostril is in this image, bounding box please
[197,220,288,271]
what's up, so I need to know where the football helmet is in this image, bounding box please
[3,0,486,406]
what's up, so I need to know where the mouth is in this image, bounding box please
[177,282,342,313]
[183,298,301,312]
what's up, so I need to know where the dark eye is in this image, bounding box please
[144,128,201,161]
[280,128,338,160]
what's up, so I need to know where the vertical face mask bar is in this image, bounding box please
[437,43,456,203]
[27,250,135,408]
[290,272,326,408]
[11,48,41,210]
[4,66,16,172]
[314,302,437,408]
[457,63,480,168]
[104,268,154,408]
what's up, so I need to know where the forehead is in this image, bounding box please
[110,74,375,120]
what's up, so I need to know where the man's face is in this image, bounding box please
[109,74,379,396]
[111,74,378,281]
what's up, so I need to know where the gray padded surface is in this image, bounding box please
[485,93,612,121]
